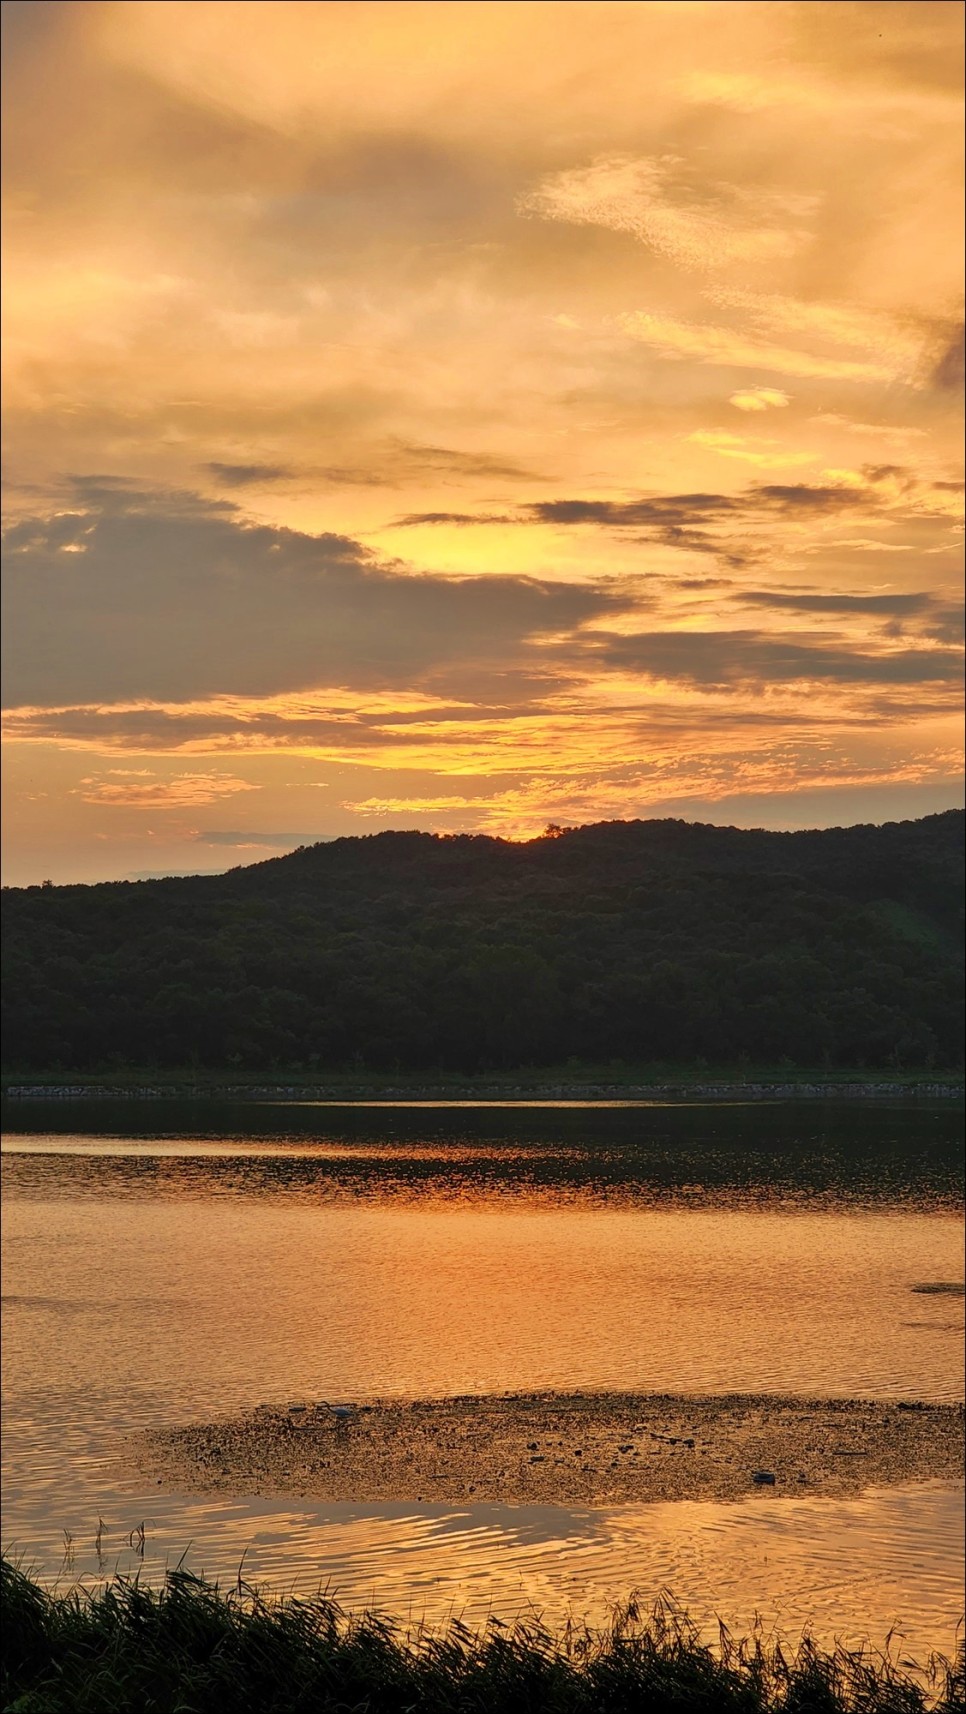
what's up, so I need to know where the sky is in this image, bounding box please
[1,0,963,886]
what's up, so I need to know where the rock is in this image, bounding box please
[752,1470,776,1485]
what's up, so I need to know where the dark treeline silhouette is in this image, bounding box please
[2,812,963,1073]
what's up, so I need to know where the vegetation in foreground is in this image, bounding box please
[2,1560,963,1714]
[2,812,963,1076]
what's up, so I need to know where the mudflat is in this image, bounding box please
[127,1393,964,1506]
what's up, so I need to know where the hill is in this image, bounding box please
[2,812,963,1073]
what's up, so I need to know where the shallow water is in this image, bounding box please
[2,1099,963,1653]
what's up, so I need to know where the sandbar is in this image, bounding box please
[126,1392,964,1507]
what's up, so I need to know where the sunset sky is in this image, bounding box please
[2,0,963,885]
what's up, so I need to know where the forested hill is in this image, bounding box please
[2,811,963,1073]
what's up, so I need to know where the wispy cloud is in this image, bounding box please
[76,771,260,807]
[619,311,900,384]
[518,155,814,272]
[204,462,292,487]
[730,388,791,412]
[688,431,815,468]
[2,0,962,879]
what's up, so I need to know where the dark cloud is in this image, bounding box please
[675,578,736,590]
[748,485,867,512]
[4,482,958,742]
[573,629,964,688]
[731,589,965,647]
[395,483,875,572]
[1,486,623,707]
[204,443,542,496]
[921,605,966,645]
[389,442,543,482]
[861,463,910,482]
[64,476,237,516]
[393,510,514,526]
[733,590,933,617]
[0,0,68,68]
[204,462,292,487]
[930,324,965,392]
[533,485,868,524]
[528,495,740,527]
[399,483,868,533]
[859,463,920,492]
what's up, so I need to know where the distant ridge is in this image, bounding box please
[3,812,962,1073]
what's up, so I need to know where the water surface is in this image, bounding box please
[2,1099,963,1653]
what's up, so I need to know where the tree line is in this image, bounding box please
[2,811,962,1073]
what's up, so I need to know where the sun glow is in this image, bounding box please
[1,0,962,882]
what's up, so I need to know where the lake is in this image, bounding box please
[2,1098,963,1656]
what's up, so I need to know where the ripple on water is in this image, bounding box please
[9,1483,963,1664]
[2,1109,963,1659]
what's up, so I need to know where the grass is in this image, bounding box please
[2,1559,963,1714]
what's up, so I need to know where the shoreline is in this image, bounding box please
[4,1077,963,1102]
[126,1391,965,1509]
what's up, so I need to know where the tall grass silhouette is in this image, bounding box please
[2,1557,963,1712]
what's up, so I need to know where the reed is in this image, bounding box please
[2,1557,962,1713]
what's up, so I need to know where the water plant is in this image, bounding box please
[2,1557,962,1713]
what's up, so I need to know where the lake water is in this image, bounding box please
[2,1099,963,1657]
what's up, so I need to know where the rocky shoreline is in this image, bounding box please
[126,1392,965,1508]
[6,1080,964,1101]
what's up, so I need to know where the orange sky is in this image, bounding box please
[2,0,963,884]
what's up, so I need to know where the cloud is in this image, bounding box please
[76,770,260,807]
[730,590,966,641]
[675,578,736,591]
[391,510,514,527]
[688,430,814,467]
[401,484,869,532]
[920,605,966,645]
[733,590,935,617]
[204,462,291,486]
[2,682,564,755]
[531,484,867,526]
[203,443,543,493]
[810,413,927,442]
[730,388,790,411]
[619,311,900,383]
[930,323,965,392]
[385,443,544,482]
[573,629,964,689]
[1,486,623,707]
[517,155,814,273]
[394,479,892,568]
[8,606,960,761]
